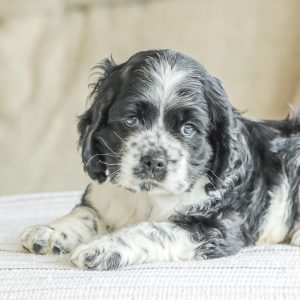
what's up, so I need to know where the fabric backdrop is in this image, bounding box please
[1,0,300,195]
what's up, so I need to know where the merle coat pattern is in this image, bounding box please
[21,50,300,270]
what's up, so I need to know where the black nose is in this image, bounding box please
[141,152,167,172]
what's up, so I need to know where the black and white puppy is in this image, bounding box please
[21,49,300,270]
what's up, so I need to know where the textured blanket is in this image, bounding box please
[1,192,300,299]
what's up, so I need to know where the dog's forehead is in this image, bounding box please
[127,54,203,110]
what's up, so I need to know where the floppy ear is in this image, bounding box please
[78,58,119,183]
[203,74,240,194]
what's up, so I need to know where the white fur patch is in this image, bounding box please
[70,221,198,270]
[150,61,186,106]
[88,178,209,231]
[257,176,290,245]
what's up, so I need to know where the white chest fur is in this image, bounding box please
[87,179,209,231]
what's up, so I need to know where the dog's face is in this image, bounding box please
[78,50,237,194]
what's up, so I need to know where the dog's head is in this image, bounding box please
[78,50,238,194]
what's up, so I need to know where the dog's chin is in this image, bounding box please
[118,178,191,195]
[139,181,164,194]
[121,182,168,194]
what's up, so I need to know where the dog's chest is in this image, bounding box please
[88,181,207,230]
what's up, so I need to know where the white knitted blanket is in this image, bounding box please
[0,192,300,300]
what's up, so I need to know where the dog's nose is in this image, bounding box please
[141,152,167,172]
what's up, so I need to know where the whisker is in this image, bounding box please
[98,136,120,157]
[99,153,119,157]
[94,153,119,158]
[84,153,119,168]
[201,166,223,182]
[113,131,129,145]
[204,173,217,189]
[85,159,121,168]
[85,154,100,168]
[85,156,131,168]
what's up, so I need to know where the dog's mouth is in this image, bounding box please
[121,178,167,194]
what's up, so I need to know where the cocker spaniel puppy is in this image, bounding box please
[21,49,300,270]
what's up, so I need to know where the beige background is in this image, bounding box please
[1,0,300,195]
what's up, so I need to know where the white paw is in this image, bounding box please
[20,225,81,255]
[70,236,135,270]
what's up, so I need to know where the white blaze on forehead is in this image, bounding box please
[145,57,187,108]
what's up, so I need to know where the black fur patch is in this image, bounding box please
[171,207,252,259]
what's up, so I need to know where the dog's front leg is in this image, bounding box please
[21,204,108,255]
[70,221,197,270]
[70,207,249,270]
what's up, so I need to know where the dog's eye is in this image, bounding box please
[125,116,138,127]
[181,124,195,137]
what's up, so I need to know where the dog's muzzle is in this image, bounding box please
[134,150,168,182]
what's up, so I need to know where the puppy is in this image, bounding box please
[21,49,300,270]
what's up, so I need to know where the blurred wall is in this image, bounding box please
[1,0,300,195]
